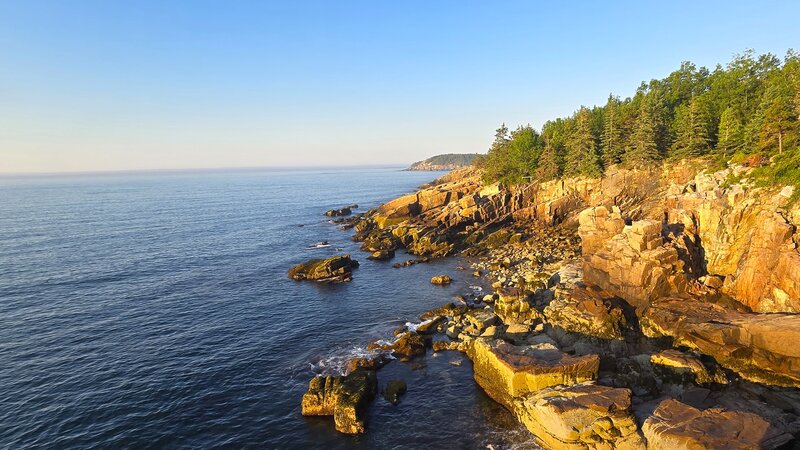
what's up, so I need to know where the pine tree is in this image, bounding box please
[671,97,712,158]
[759,74,797,154]
[535,141,561,181]
[564,108,602,177]
[625,98,661,166]
[601,94,624,165]
[492,123,510,150]
[716,107,743,156]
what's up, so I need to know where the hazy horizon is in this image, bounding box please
[0,162,426,178]
[2,1,798,174]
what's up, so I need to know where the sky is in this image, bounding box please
[0,1,798,174]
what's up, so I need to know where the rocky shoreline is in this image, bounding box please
[296,160,800,448]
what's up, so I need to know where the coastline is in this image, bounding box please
[296,161,800,448]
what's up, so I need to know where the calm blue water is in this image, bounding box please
[0,167,534,449]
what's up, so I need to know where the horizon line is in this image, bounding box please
[0,162,429,178]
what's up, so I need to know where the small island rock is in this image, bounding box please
[288,254,359,282]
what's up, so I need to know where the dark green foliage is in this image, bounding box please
[757,71,798,154]
[479,50,800,190]
[671,96,713,158]
[717,107,744,156]
[479,124,542,183]
[565,107,602,177]
[625,96,661,166]
[535,141,561,181]
[601,95,624,165]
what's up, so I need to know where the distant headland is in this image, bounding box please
[406,153,481,171]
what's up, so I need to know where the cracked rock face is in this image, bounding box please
[642,399,793,450]
[579,208,693,312]
[665,170,800,313]
[515,383,645,450]
[641,297,800,388]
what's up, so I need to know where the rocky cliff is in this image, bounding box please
[306,157,800,446]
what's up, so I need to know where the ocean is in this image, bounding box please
[0,167,537,449]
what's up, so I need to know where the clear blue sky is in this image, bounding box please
[1,1,797,173]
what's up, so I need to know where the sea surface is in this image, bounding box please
[0,167,537,449]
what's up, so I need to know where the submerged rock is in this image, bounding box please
[301,370,377,434]
[384,380,407,405]
[419,302,470,320]
[288,254,359,282]
[367,249,395,261]
[642,398,793,449]
[469,338,600,410]
[345,354,390,374]
[515,383,645,450]
[325,207,352,217]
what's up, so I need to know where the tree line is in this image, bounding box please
[478,50,800,184]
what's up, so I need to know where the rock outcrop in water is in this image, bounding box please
[287,254,359,282]
[301,369,377,434]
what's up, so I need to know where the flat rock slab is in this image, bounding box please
[469,338,599,410]
[515,383,645,450]
[642,399,793,450]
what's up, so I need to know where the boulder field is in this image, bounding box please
[298,158,800,446]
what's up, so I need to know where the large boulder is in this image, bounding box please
[469,338,600,410]
[642,399,793,449]
[301,370,377,434]
[642,297,800,387]
[287,254,359,282]
[389,331,426,358]
[514,383,645,450]
[544,286,628,340]
[369,331,426,358]
[430,274,452,285]
[493,287,541,324]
